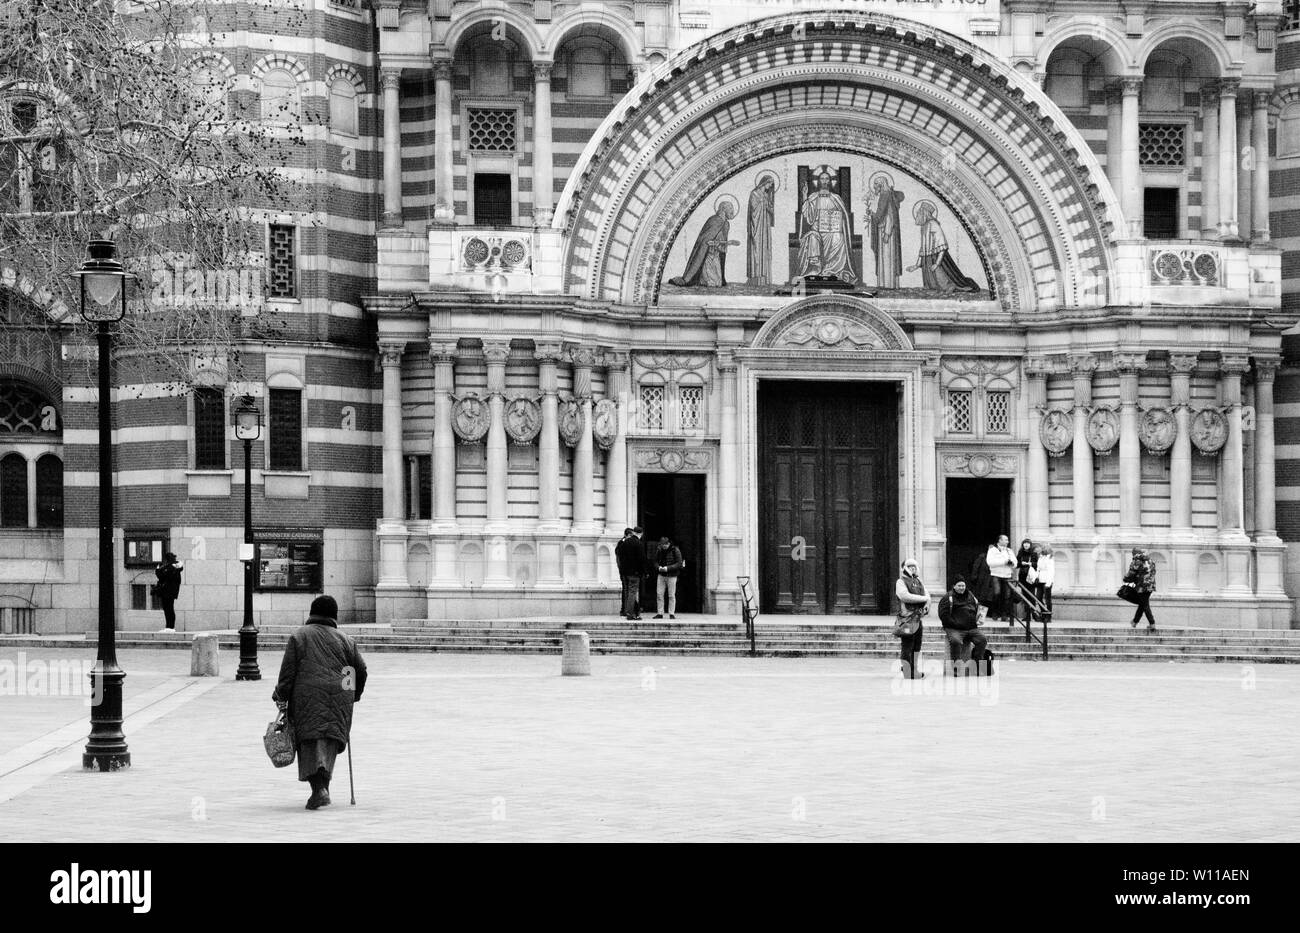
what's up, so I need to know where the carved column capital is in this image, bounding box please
[1219,352,1251,376]
[428,339,458,363]
[1119,76,1144,97]
[1218,77,1241,100]
[604,349,630,372]
[378,341,405,367]
[1023,356,1052,378]
[568,344,600,370]
[1252,89,1272,112]
[1254,356,1282,383]
[716,347,740,374]
[533,61,554,82]
[380,68,402,91]
[432,59,453,82]
[1113,352,1148,375]
[1168,352,1200,375]
[1068,353,1098,376]
[533,340,564,364]
[481,339,512,364]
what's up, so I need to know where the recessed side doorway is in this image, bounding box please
[637,473,706,614]
[944,477,1012,588]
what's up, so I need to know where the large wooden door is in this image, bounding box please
[759,381,898,614]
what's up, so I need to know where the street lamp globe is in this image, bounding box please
[77,239,129,323]
[234,395,262,440]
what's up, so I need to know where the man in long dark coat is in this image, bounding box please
[273,595,368,810]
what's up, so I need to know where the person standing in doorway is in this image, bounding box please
[614,527,643,620]
[1012,538,1037,623]
[652,535,684,619]
[1125,547,1157,631]
[895,558,930,678]
[155,551,183,632]
[985,534,1015,622]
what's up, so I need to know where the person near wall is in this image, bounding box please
[895,557,930,679]
[272,595,368,811]
[652,536,684,620]
[1012,537,1037,623]
[984,534,1016,623]
[614,527,643,621]
[154,551,184,632]
[1124,547,1157,632]
[1033,543,1055,615]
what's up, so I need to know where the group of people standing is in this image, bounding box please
[614,527,684,620]
[976,534,1055,624]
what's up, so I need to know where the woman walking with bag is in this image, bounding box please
[1124,547,1157,631]
[272,595,368,810]
[895,558,930,679]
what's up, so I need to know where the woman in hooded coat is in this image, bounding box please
[1124,547,1158,631]
[272,595,368,810]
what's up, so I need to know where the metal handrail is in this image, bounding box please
[1006,580,1051,660]
[737,576,758,656]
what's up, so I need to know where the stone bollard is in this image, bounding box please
[190,633,219,677]
[561,630,591,676]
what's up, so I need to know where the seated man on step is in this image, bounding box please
[938,576,988,665]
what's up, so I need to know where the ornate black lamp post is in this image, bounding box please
[78,239,131,771]
[234,395,262,680]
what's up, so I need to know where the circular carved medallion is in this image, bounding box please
[1039,409,1073,457]
[661,449,685,473]
[1086,407,1119,455]
[1190,407,1228,455]
[503,396,541,445]
[968,454,993,477]
[558,399,584,447]
[452,393,490,444]
[592,399,618,450]
[1139,407,1176,455]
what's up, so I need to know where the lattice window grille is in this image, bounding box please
[0,383,50,434]
[679,385,703,430]
[946,390,972,434]
[467,108,517,152]
[329,0,360,8]
[1139,124,1185,166]
[193,388,226,470]
[269,388,302,471]
[639,384,664,431]
[1286,0,1300,31]
[267,224,297,298]
[987,391,1011,434]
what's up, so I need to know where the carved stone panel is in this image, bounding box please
[941,453,1017,477]
[1139,407,1176,455]
[633,447,713,473]
[503,396,541,445]
[451,393,490,443]
[1039,409,1073,457]
[1086,407,1119,455]
[1190,407,1228,455]
[592,398,618,450]
[558,398,584,447]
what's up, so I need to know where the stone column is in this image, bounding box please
[376,341,409,587]
[1219,353,1249,539]
[919,358,941,537]
[433,60,454,222]
[604,351,630,531]
[1253,357,1280,538]
[1105,84,1123,198]
[1120,77,1143,236]
[532,62,554,226]
[1252,91,1271,241]
[1200,85,1220,237]
[571,346,597,531]
[535,342,563,530]
[1243,380,1256,537]
[1168,353,1197,534]
[1070,355,1098,590]
[1236,98,1253,241]
[430,340,458,527]
[1116,353,1146,536]
[1218,79,1240,239]
[1025,359,1050,540]
[381,69,402,227]
[483,340,510,527]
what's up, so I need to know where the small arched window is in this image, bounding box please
[1142,57,1186,113]
[1044,51,1088,110]
[569,46,609,98]
[1278,102,1300,157]
[0,452,27,527]
[470,40,512,97]
[260,68,301,122]
[329,78,358,135]
[35,453,62,528]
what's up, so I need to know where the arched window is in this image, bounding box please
[0,381,58,435]
[35,454,62,528]
[569,45,609,98]
[1044,51,1088,109]
[1279,102,1300,158]
[470,40,512,96]
[329,77,358,135]
[1142,56,1186,112]
[0,452,27,527]
[260,68,301,122]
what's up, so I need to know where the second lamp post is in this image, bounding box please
[234,395,261,681]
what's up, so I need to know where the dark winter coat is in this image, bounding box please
[654,545,684,577]
[1015,546,1037,587]
[938,589,981,631]
[154,562,183,601]
[614,536,643,577]
[1124,555,1157,594]
[272,616,368,746]
[968,550,993,603]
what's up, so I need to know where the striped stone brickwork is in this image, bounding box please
[561,17,1116,310]
[1275,26,1300,603]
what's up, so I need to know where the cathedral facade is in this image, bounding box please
[3,0,1300,633]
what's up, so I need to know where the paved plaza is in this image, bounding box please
[1,645,1297,843]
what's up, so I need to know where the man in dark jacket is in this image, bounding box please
[937,576,988,662]
[272,595,368,810]
[154,552,183,631]
[652,536,684,619]
[614,527,643,620]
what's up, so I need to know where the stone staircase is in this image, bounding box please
[10,617,1300,663]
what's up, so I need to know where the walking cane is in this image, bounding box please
[346,725,356,805]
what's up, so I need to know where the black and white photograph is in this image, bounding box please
[1,0,1294,911]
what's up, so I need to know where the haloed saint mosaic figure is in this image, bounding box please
[668,196,740,288]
